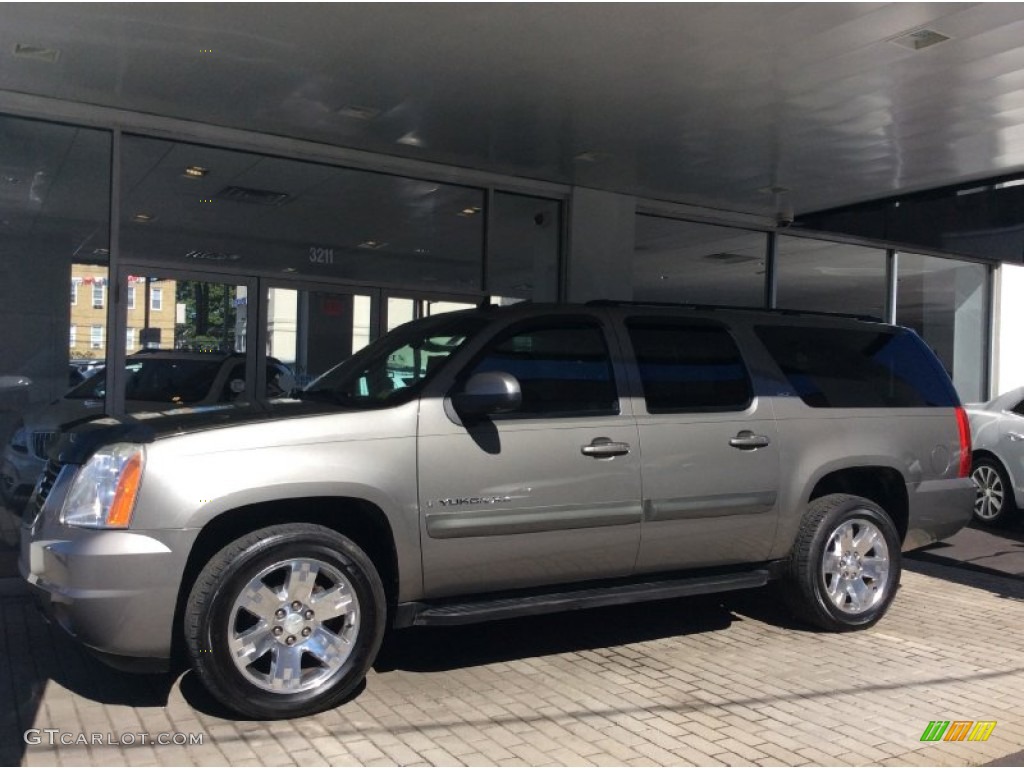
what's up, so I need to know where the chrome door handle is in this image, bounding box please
[729,431,771,450]
[581,437,631,458]
[1009,432,1024,442]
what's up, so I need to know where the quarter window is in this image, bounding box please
[755,325,959,408]
[463,318,618,417]
[627,319,752,413]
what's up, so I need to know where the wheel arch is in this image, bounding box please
[171,496,400,666]
[808,466,909,544]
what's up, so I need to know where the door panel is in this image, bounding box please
[417,314,642,598]
[620,317,781,572]
[418,415,642,597]
[635,411,779,571]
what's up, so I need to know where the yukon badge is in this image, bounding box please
[434,495,513,507]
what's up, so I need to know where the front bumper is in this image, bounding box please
[903,477,975,551]
[20,467,198,668]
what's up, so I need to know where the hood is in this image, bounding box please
[50,399,346,465]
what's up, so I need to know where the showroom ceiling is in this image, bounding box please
[1,3,1024,221]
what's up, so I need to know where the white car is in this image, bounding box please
[967,386,1024,526]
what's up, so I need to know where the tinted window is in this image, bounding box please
[755,325,960,408]
[464,319,617,417]
[627,319,752,412]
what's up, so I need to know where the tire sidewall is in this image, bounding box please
[193,529,385,718]
[805,499,901,630]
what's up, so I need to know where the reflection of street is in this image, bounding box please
[2,507,1024,766]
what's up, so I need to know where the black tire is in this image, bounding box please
[782,493,901,631]
[971,456,1018,527]
[185,523,386,719]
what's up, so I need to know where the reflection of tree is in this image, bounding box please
[176,281,236,351]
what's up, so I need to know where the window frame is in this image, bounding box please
[453,314,621,420]
[150,286,163,312]
[623,316,755,415]
[92,282,104,309]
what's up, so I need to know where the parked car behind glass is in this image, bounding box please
[0,351,293,509]
[967,386,1024,526]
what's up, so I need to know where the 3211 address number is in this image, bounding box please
[309,247,335,265]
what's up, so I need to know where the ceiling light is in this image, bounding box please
[358,240,387,250]
[458,206,482,217]
[574,151,610,163]
[132,212,155,223]
[396,132,423,147]
[184,166,208,178]
[12,43,60,63]
[889,28,951,51]
[337,105,381,121]
[2,175,20,185]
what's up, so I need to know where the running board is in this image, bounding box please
[395,569,770,628]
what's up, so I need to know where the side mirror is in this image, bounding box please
[452,372,522,420]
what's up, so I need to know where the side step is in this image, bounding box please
[396,569,770,628]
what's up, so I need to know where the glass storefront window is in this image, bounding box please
[896,253,988,402]
[0,116,111,508]
[776,237,886,319]
[120,135,486,292]
[633,216,766,306]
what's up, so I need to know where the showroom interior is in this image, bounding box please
[0,2,1022,463]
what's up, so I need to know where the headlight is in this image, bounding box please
[62,442,145,528]
[8,422,27,453]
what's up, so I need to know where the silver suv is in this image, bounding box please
[20,302,974,719]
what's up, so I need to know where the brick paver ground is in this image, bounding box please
[2,555,1023,767]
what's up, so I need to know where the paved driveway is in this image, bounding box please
[2,505,1024,766]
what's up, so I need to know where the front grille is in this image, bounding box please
[24,458,60,525]
[31,431,57,460]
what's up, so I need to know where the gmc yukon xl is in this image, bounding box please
[20,302,974,719]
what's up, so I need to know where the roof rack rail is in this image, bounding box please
[583,299,882,323]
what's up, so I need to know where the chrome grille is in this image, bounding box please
[31,430,57,460]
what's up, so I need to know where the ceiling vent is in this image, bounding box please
[889,28,951,51]
[704,252,758,265]
[216,185,290,206]
[12,43,60,63]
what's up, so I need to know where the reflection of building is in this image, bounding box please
[69,265,176,359]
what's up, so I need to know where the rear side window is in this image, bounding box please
[755,325,959,408]
[627,319,752,413]
[464,318,618,417]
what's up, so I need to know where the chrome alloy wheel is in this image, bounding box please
[228,558,360,693]
[972,465,1005,521]
[820,517,891,614]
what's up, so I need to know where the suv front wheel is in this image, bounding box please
[184,523,386,719]
[783,493,901,631]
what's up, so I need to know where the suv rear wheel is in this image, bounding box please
[184,523,386,719]
[783,493,901,631]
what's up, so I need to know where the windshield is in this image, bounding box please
[303,313,486,408]
[66,357,227,404]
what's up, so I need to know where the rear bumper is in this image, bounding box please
[903,477,974,551]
